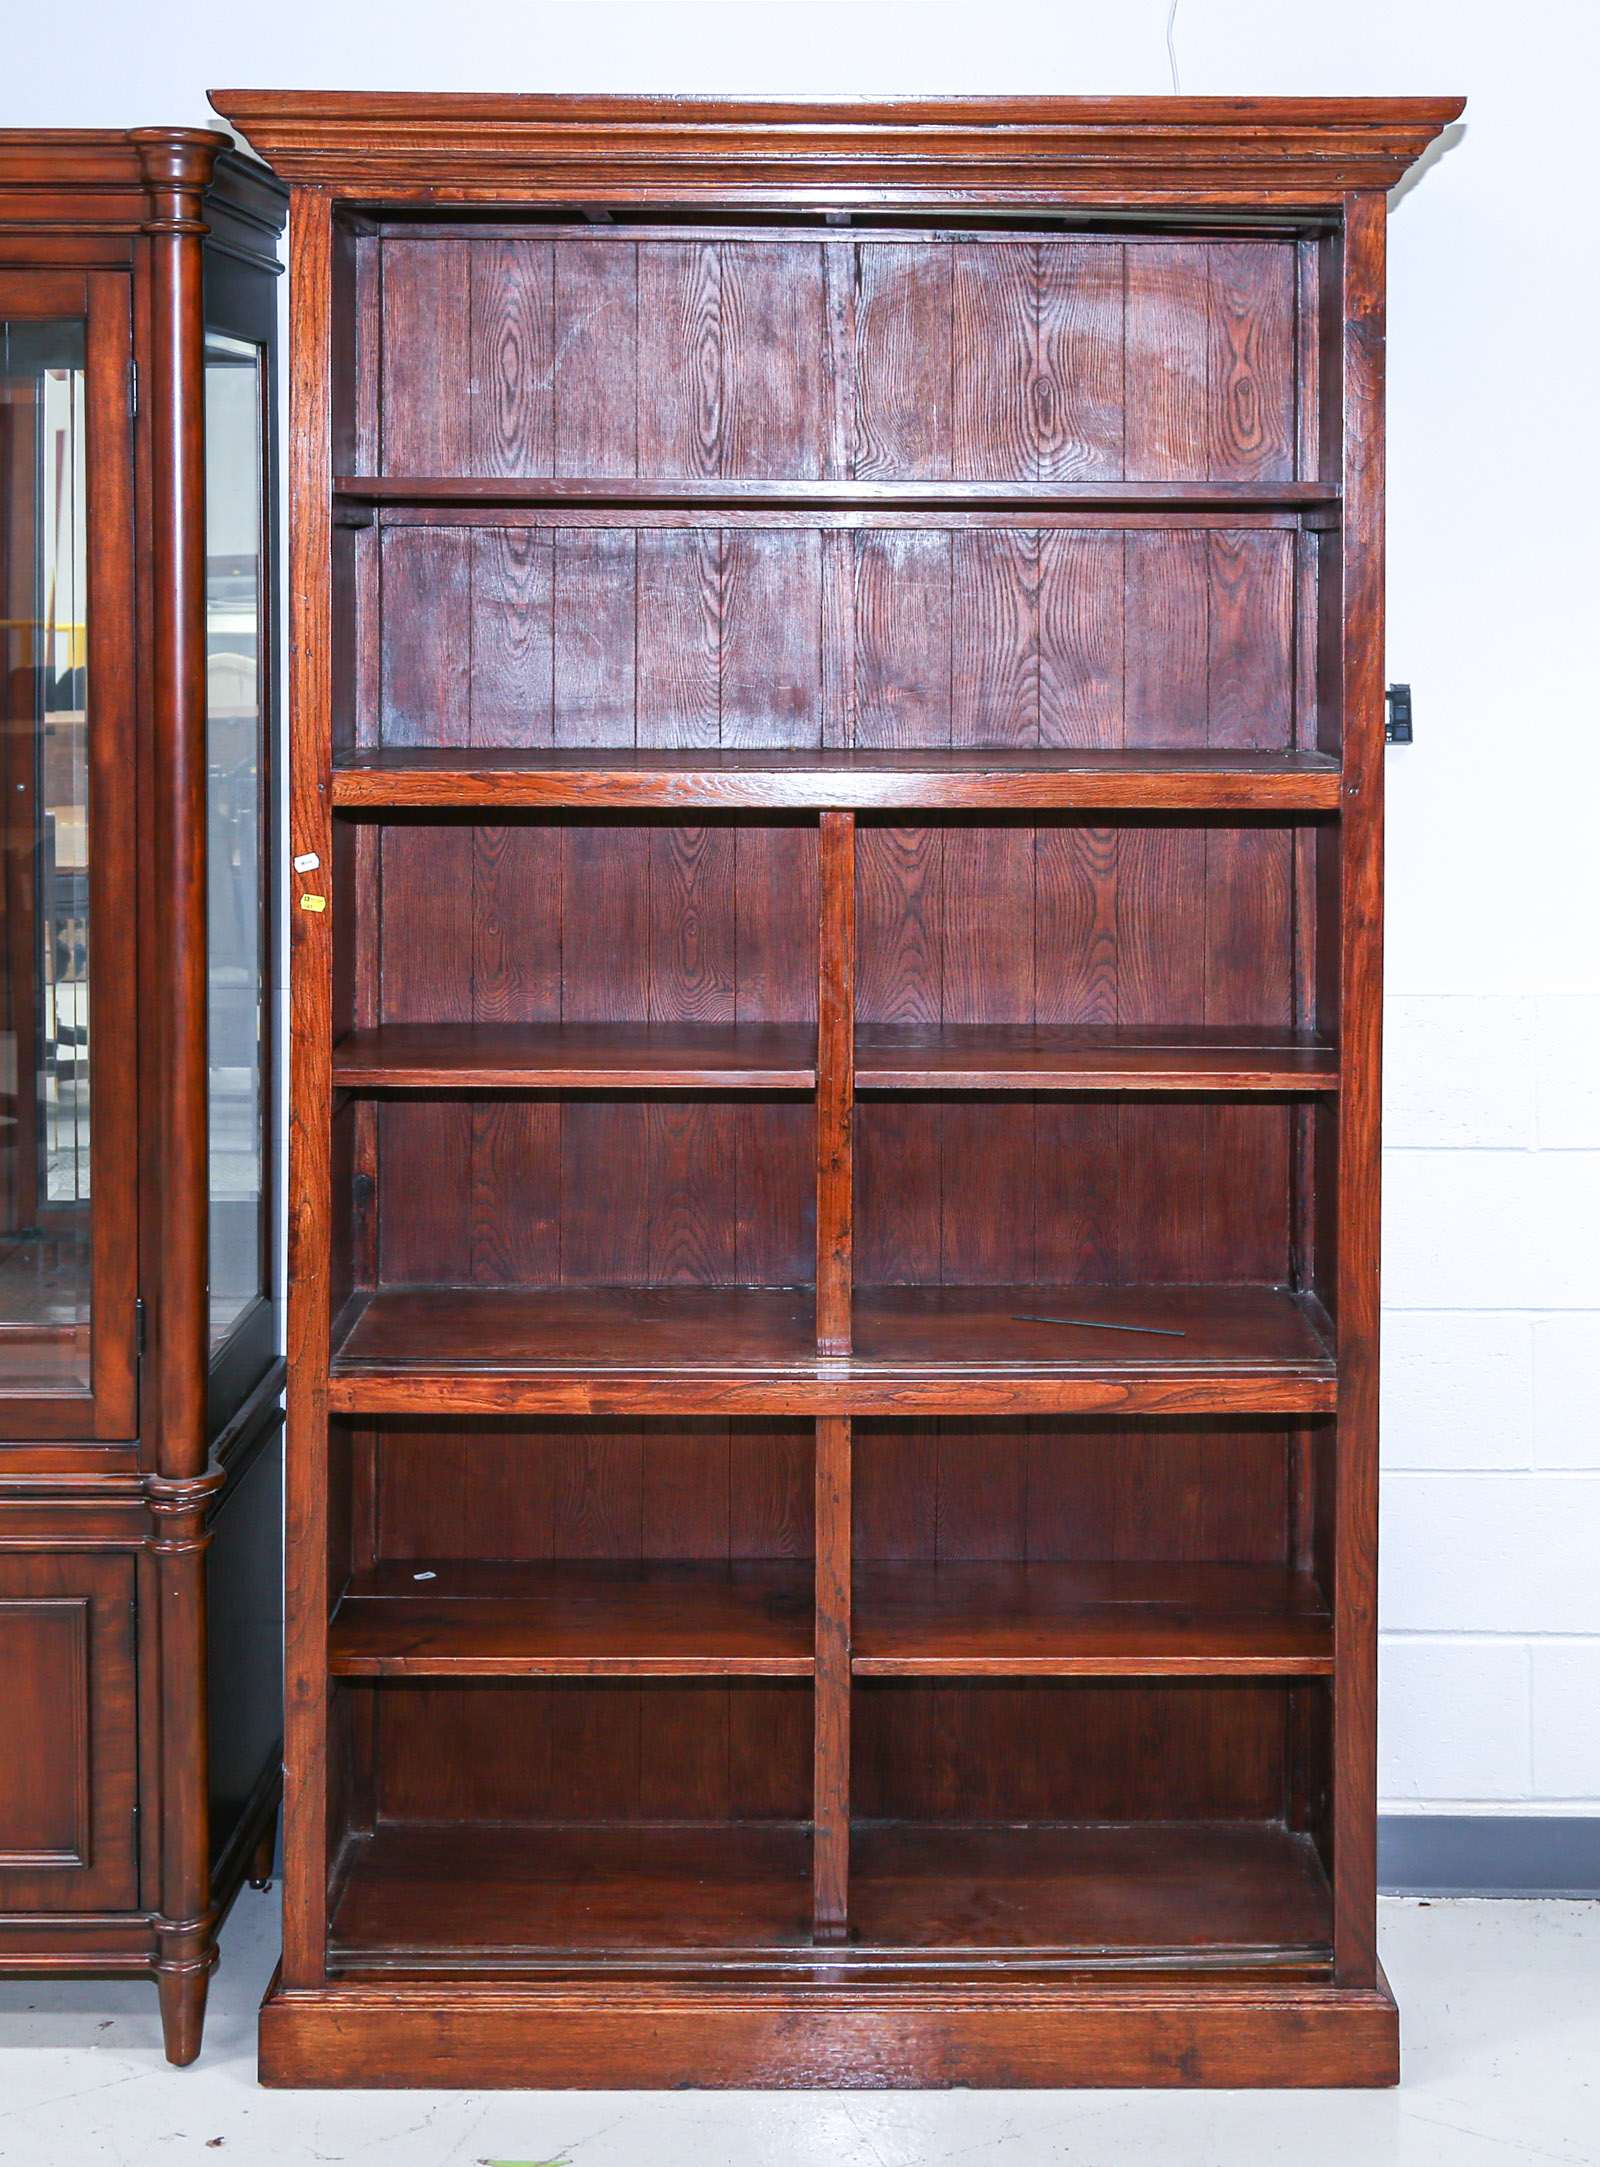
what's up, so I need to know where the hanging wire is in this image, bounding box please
[1166,0,1182,94]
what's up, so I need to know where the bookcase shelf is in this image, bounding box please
[228,85,1458,2090]
[855,1025,1339,1093]
[326,1819,1333,1968]
[332,1023,820,1091]
[326,1558,1329,1681]
[331,1023,1336,1095]
[325,1283,1336,1418]
[851,1562,1332,1676]
[330,746,1343,812]
[334,474,1344,512]
[329,1559,816,1676]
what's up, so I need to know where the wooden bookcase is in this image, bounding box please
[215,92,1460,2089]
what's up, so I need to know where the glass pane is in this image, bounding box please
[205,336,267,1349]
[1,319,91,1391]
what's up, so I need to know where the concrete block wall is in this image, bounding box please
[1381,995,1600,1816]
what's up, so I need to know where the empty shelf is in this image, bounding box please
[852,1562,1331,1676]
[855,1024,1338,1092]
[330,1822,816,1960]
[851,1284,1334,1377]
[333,1022,817,1091]
[326,1283,1335,1415]
[848,1821,1333,1958]
[330,1558,814,1676]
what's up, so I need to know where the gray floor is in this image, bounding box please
[1,1893,1596,2164]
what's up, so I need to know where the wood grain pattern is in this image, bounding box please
[283,182,337,1994]
[368,234,1298,486]
[370,1416,812,1562]
[854,813,1301,1288]
[330,1559,814,1674]
[334,1022,818,1088]
[848,1820,1329,1949]
[812,1417,851,1940]
[853,1687,1291,1824]
[328,1283,1333,1398]
[1330,192,1386,1994]
[852,1562,1330,1674]
[855,1025,1336,1091]
[816,814,855,1353]
[332,748,1341,811]
[258,1974,1400,2090]
[341,475,1334,505]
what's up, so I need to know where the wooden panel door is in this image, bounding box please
[0,1549,139,1909]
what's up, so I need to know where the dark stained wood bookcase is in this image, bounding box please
[0,131,286,2063]
[213,91,1461,2089]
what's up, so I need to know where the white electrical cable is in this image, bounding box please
[1166,0,1182,94]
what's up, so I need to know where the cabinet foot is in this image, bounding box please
[156,1956,214,2066]
[249,1807,279,1891]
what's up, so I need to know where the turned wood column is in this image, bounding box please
[130,128,230,2066]
[130,127,226,1485]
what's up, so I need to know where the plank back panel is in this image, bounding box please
[365,815,816,1292]
[853,1679,1287,1821]
[373,1417,814,1561]
[371,522,1296,754]
[856,812,1296,1287]
[853,1417,1292,1563]
[373,232,1297,487]
[372,1679,812,1823]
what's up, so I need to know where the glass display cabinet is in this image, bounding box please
[0,131,285,2065]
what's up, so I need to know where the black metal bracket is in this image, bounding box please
[1386,683,1414,744]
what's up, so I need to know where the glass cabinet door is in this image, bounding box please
[0,277,138,1438]
[1,319,89,1393]
[204,334,271,1400]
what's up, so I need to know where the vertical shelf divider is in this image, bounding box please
[816,808,856,1356]
[812,1414,853,1945]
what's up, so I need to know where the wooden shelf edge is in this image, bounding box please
[333,474,1343,510]
[325,1374,1338,1417]
[333,1068,816,1091]
[331,1026,1336,1097]
[330,754,1343,814]
[329,1655,816,1677]
[851,1656,1332,1677]
[331,1024,818,1093]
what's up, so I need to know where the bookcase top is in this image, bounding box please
[208,91,1464,207]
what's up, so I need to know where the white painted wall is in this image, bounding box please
[6,0,1597,1820]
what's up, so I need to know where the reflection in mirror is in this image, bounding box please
[0,319,90,1390]
[205,336,267,1349]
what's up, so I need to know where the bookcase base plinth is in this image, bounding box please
[259,1969,1399,2089]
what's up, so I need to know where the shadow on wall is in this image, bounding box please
[1390,120,1467,210]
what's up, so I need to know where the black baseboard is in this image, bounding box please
[1380,1815,1600,1896]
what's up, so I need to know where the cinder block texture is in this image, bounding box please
[1530,1644,1600,1799]
[1532,1315,1600,1470]
[1383,1152,1600,1309]
[1536,997,1600,1150]
[1381,1311,1533,1470]
[1382,1475,1600,1635]
[1379,1639,1531,1802]
[1384,996,1536,1149]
